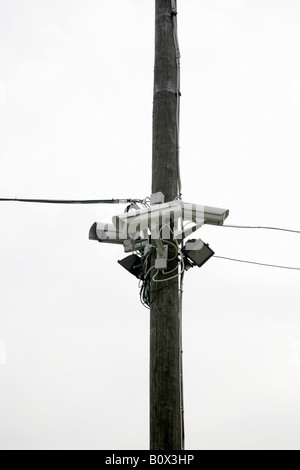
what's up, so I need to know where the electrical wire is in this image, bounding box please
[140,283,151,309]
[145,264,156,280]
[138,245,155,308]
[0,197,141,205]
[222,224,300,234]
[164,239,180,261]
[215,224,300,270]
[137,222,184,304]
[158,225,179,261]
[152,248,185,283]
[214,255,300,271]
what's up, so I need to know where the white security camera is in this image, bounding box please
[175,201,229,226]
[89,222,125,245]
[89,222,148,254]
[112,202,182,240]
[111,201,229,240]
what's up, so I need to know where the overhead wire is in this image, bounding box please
[221,224,300,235]
[215,222,300,271]
[2,195,300,272]
[214,255,300,271]
[0,197,143,205]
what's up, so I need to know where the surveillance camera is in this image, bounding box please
[202,205,230,226]
[111,200,229,240]
[89,222,125,245]
[89,222,149,255]
[175,201,229,226]
[112,202,182,240]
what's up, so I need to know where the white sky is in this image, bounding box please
[1,0,300,450]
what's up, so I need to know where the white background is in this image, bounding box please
[1,0,300,450]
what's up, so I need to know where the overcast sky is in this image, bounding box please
[1,0,300,450]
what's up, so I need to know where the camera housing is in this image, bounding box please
[112,200,229,240]
[89,222,125,245]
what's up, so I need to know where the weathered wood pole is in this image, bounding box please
[150,0,182,450]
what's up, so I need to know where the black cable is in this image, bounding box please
[0,197,137,205]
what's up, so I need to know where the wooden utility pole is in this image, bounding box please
[150,0,182,450]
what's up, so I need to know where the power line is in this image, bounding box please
[1,201,300,236]
[222,224,300,235]
[0,197,140,205]
[214,255,300,271]
[2,198,300,272]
